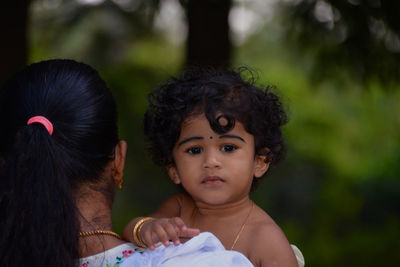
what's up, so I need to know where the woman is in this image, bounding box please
[0,59,138,266]
[0,59,300,267]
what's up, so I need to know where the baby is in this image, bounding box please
[123,68,302,266]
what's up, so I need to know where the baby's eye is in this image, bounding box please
[221,144,237,152]
[187,147,203,154]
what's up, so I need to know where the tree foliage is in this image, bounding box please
[279,0,400,84]
[30,0,161,67]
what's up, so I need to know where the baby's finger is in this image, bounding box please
[141,230,157,250]
[170,217,186,230]
[163,222,180,246]
[153,224,171,247]
[180,227,200,238]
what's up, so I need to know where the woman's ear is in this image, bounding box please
[167,165,181,184]
[112,140,127,187]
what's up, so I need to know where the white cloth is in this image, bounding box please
[79,242,140,267]
[120,232,254,267]
[291,244,305,267]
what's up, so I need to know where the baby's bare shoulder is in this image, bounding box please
[248,208,286,247]
[246,206,298,266]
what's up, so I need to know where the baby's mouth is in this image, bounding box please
[202,176,225,184]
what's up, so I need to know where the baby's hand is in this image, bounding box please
[140,217,200,250]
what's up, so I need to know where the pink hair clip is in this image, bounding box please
[27,116,54,135]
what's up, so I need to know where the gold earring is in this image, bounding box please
[118,179,123,190]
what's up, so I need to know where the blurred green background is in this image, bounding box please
[3,0,400,266]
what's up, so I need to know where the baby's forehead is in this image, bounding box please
[182,111,229,124]
[181,112,230,127]
[179,112,249,137]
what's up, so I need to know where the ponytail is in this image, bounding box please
[0,59,119,266]
[0,124,79,266]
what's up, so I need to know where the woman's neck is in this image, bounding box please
[74,187,125,258]
[75,189,113,232]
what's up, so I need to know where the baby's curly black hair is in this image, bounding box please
[144,67,288,187]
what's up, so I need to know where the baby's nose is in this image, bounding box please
[203,149,221,168]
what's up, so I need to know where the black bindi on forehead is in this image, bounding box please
[209,136,213,139]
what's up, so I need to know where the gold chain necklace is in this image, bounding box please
[79,230,121,239]
[192,200,254,250]
[230,200,254,250]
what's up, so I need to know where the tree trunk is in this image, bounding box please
[0,0,30,86]
[185,0,232,69]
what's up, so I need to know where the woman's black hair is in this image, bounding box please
[144,67,288,189]
[0,59,119,266]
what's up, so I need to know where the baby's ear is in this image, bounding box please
[167,165,181,184]
[254,148,271,178]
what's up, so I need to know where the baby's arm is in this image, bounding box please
[122,193,200,250]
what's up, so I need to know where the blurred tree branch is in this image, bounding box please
[182,0,232,69]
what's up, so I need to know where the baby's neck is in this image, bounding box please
[194,197,252,217]
[186,196,255,251]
